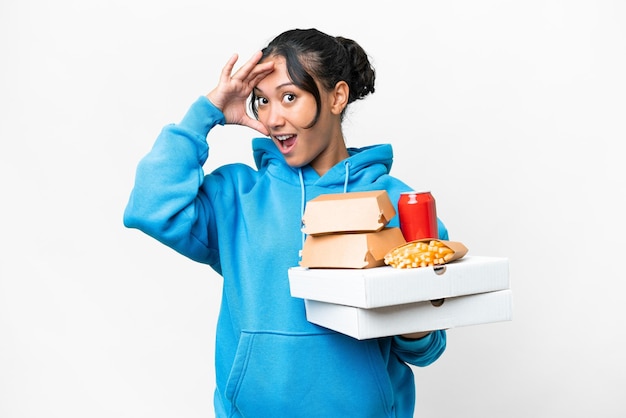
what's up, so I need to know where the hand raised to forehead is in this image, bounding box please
[207,51,275,135]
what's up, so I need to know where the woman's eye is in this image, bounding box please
[256,97,268,106]
[283,93,296,103]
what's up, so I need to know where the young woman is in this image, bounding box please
[124,28,449,418]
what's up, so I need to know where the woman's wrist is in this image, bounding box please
[400,331,431,340]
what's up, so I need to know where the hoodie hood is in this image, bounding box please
[252,137,394,190]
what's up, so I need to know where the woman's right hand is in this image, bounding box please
[206,51,274,136]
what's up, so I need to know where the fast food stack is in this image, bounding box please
[299,190,405,269]
[289,190,512,340]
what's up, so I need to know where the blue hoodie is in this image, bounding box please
[124,96,448,418]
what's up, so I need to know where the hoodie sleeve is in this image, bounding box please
[391,330,447,367]
[123,96,225,265]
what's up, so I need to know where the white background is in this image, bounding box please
[1,1,625,417]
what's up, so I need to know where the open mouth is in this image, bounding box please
[275,134,297,153]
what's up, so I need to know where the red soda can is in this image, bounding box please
[398,191,438,241]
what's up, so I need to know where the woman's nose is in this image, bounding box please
[264,104,285,129]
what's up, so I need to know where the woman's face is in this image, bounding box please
[253,56,348,175]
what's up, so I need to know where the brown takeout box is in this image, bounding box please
[301,190,396,235]
[300,227,407,269]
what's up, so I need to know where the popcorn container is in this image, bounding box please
[398,191,438,241]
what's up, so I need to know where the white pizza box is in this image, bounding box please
[303,289,513,340]
[289,256,509,309]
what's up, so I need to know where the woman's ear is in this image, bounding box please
[330,81,349,115]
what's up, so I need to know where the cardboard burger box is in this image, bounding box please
[301,190,396,235]
[300,227,406,269]
[299,190,405,269]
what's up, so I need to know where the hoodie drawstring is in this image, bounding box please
[298,168,306,256]
[343,161,351,193]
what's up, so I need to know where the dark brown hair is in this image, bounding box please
[250,28,376,127]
